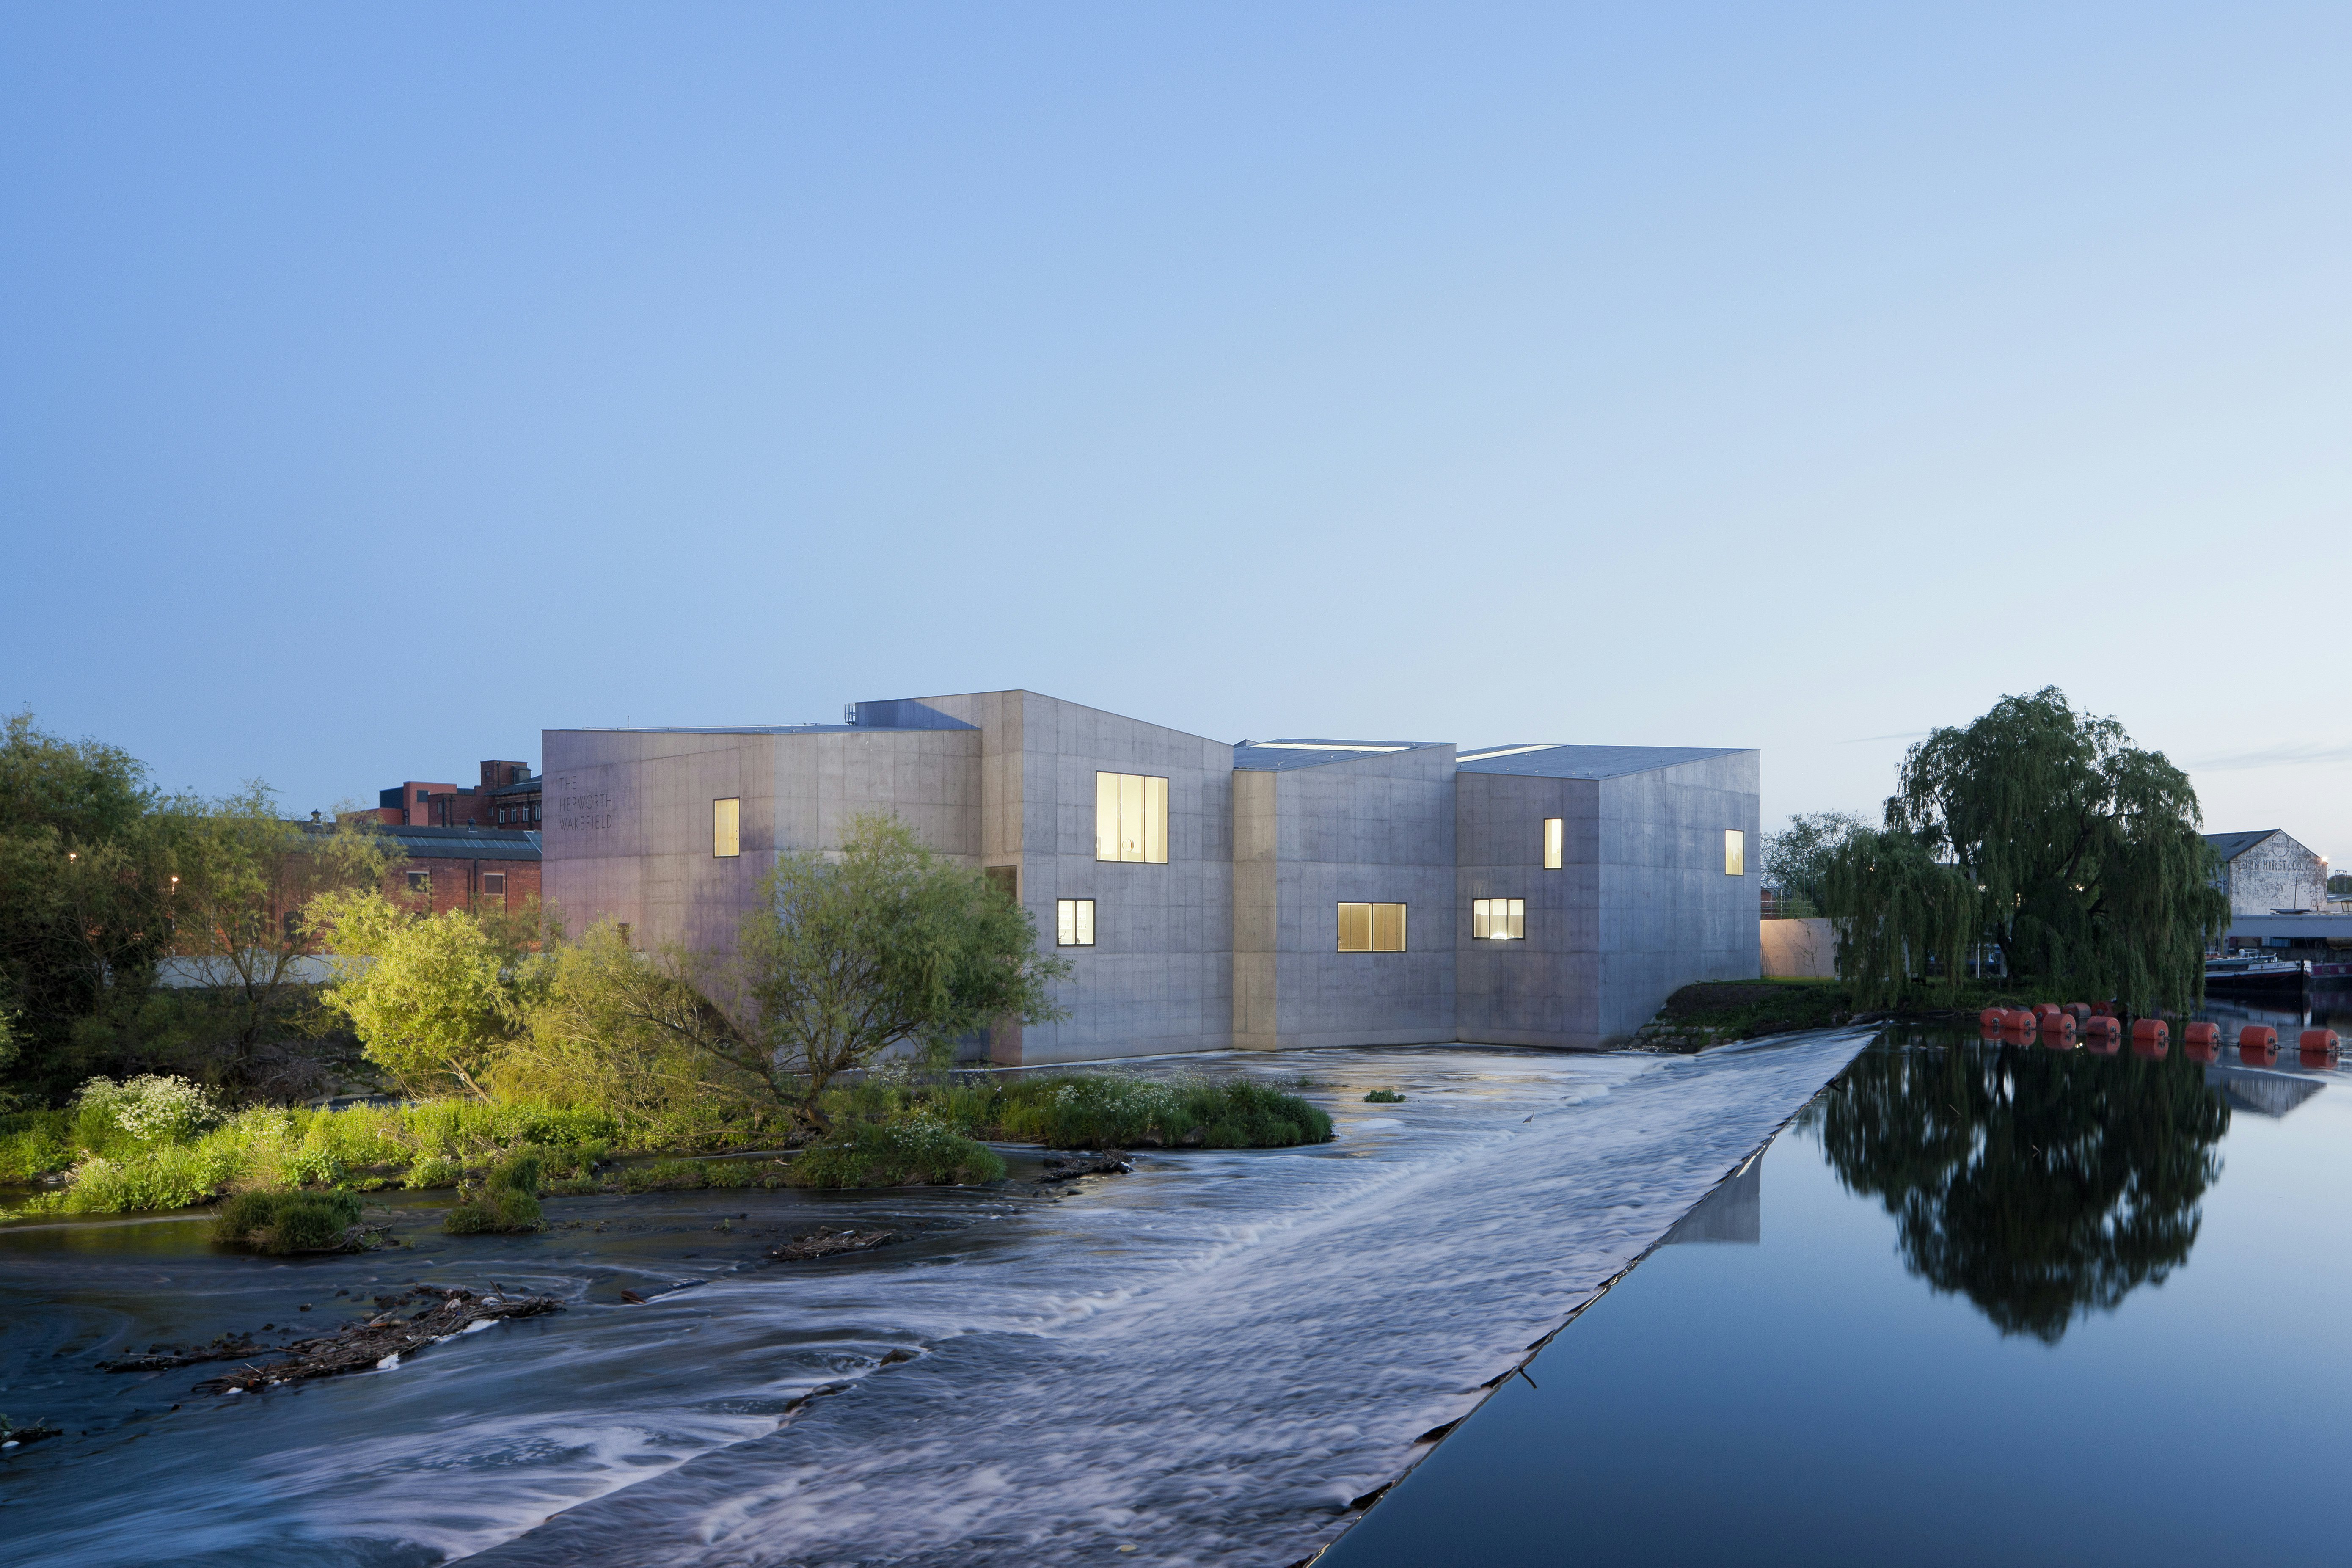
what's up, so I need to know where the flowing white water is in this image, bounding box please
[0,1033,1869,1568]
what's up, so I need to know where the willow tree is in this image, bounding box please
[1825,687,2225,1013]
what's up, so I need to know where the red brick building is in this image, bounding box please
[300,821,543,919]
[353,760,542,829]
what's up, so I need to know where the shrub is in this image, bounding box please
[72,1075,223,1150]
[443,1187,542,1234]
[975,1073,1332,1149]
[59,1141,243,1212]
[619,1157,708,1193]
[1363,1089,1405,1103]
[404,1155,461,1190]
[443,1146,545,1234]
[788,1115,1005,1188]
[213,1189,365,1254]
[0,1110,74,1182]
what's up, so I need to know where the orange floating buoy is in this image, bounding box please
[2034,1003,2062,1018]
[2183,1022,2219,1047]
[2298,1029,2339,1062]
[2040,1011,2075,1033]
[2131,1018,2168,1045]
[2064,1003,2092,1022]
[2090,1001,2115,1017]
[1980,1008,2008,1029]
[2082,1014,2121,1035]
[2241,1024,2278,1063]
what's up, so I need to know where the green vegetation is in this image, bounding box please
[1363,1089,1405,1104]
[839,1069,1334,1152]
[1760,811,1868,918]
[0,711,401,1105]
[213,1188,366,1254]
[1822,688,2227,1014]
[788,1116,1006,1188]
[443,1146,545,1235]
[1645,977,2058,1047]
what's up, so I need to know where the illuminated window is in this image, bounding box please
[1724,829,1745,876]
[1473,898,1526,940]
[1543,818,1562,870]
[482,872,506,895]
[1338,902,1408,952]
[1057,898,1096,947]
[1094,772,1168,863]
[714,798,741,858]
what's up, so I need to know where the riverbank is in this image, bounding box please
[1633,978,2048,1051]
[0,1036,1873,1568]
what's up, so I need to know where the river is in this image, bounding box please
[1,1033,1867,1567]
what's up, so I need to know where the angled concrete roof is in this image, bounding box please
[2203,829,2284,863]
[1454,744,1750,779]
[1233,739,1446,772]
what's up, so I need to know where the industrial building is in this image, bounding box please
[541,691,1760,1063]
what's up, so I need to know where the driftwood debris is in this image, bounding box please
[1040,1152,1132,1182]
[102,1285,561,1393]
[768,1226,895,1262]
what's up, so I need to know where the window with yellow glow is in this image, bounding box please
[1338,902,1408,952]
[1056,898,1096,947]
[1724,829,1744,876]
[1094,772,1168,863]
[1473,898,1526,940]
[1543,818,1563,869]
[713,798,740,858]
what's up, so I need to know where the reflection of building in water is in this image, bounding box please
[2203,1067,2327,1120]
[1665,1153,1761,1245]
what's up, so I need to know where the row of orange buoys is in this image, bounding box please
[1977,1005,2342,1066]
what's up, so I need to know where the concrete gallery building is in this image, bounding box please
[542,691,1760,1064]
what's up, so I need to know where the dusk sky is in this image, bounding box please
[5,6,2346,863]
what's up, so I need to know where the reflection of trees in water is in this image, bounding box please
[1809,1041,2228,1342]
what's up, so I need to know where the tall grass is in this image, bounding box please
[788,1116,1005,1188]
[214,1189,366,1254]
[834,1072,1333,1150]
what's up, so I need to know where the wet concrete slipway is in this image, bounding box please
[0,1033,1869,1568]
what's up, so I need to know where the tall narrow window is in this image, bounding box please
[1724,829,1745,876]
[1473,898,1526,940]
[1057,898,1096,947]
[1339,903,1408,952]
[1543,818,1563,870]
[714,798,741,858]
[1093,772,1169,863]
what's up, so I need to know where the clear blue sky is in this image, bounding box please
[5,5,2347,865]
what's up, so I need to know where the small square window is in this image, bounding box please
[714,798,741,858]
[1724,829,1745,877]
[405,870,430,893]
[482,872,506,895]
[1543,818,1563,870]
[1057,898,1096,947]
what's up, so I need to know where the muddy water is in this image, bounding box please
[0,1034,1869,1567]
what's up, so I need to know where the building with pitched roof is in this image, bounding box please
[2203,829,2328,916]
[542,691,1758,1062]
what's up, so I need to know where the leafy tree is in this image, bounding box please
[156,788,401,1084]
[500,918,760,1116]
[308,891,532,1098]
[1760,810,1867,915]
[707,814,1071,1131]
[0,711,177,1097]
[1811,1040,2226,1342]
[1823,688,2225,1012]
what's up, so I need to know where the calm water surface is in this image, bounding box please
[1325,1020,2352,1567]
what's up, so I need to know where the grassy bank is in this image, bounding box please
[4,1069,1331,1215]
[1638,978,2045,1049]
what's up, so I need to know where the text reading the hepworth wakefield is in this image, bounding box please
[555,775,618,834]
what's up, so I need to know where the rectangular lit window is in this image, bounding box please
[1057,898,1096,947]
[482,872,506,894]
[1543,818,1563,870]
[714,797,741,858]
[1093,772,1169,864]
[1340,903,1406,951]
[1473,898,1526,940]
[1724,829,1745,876]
